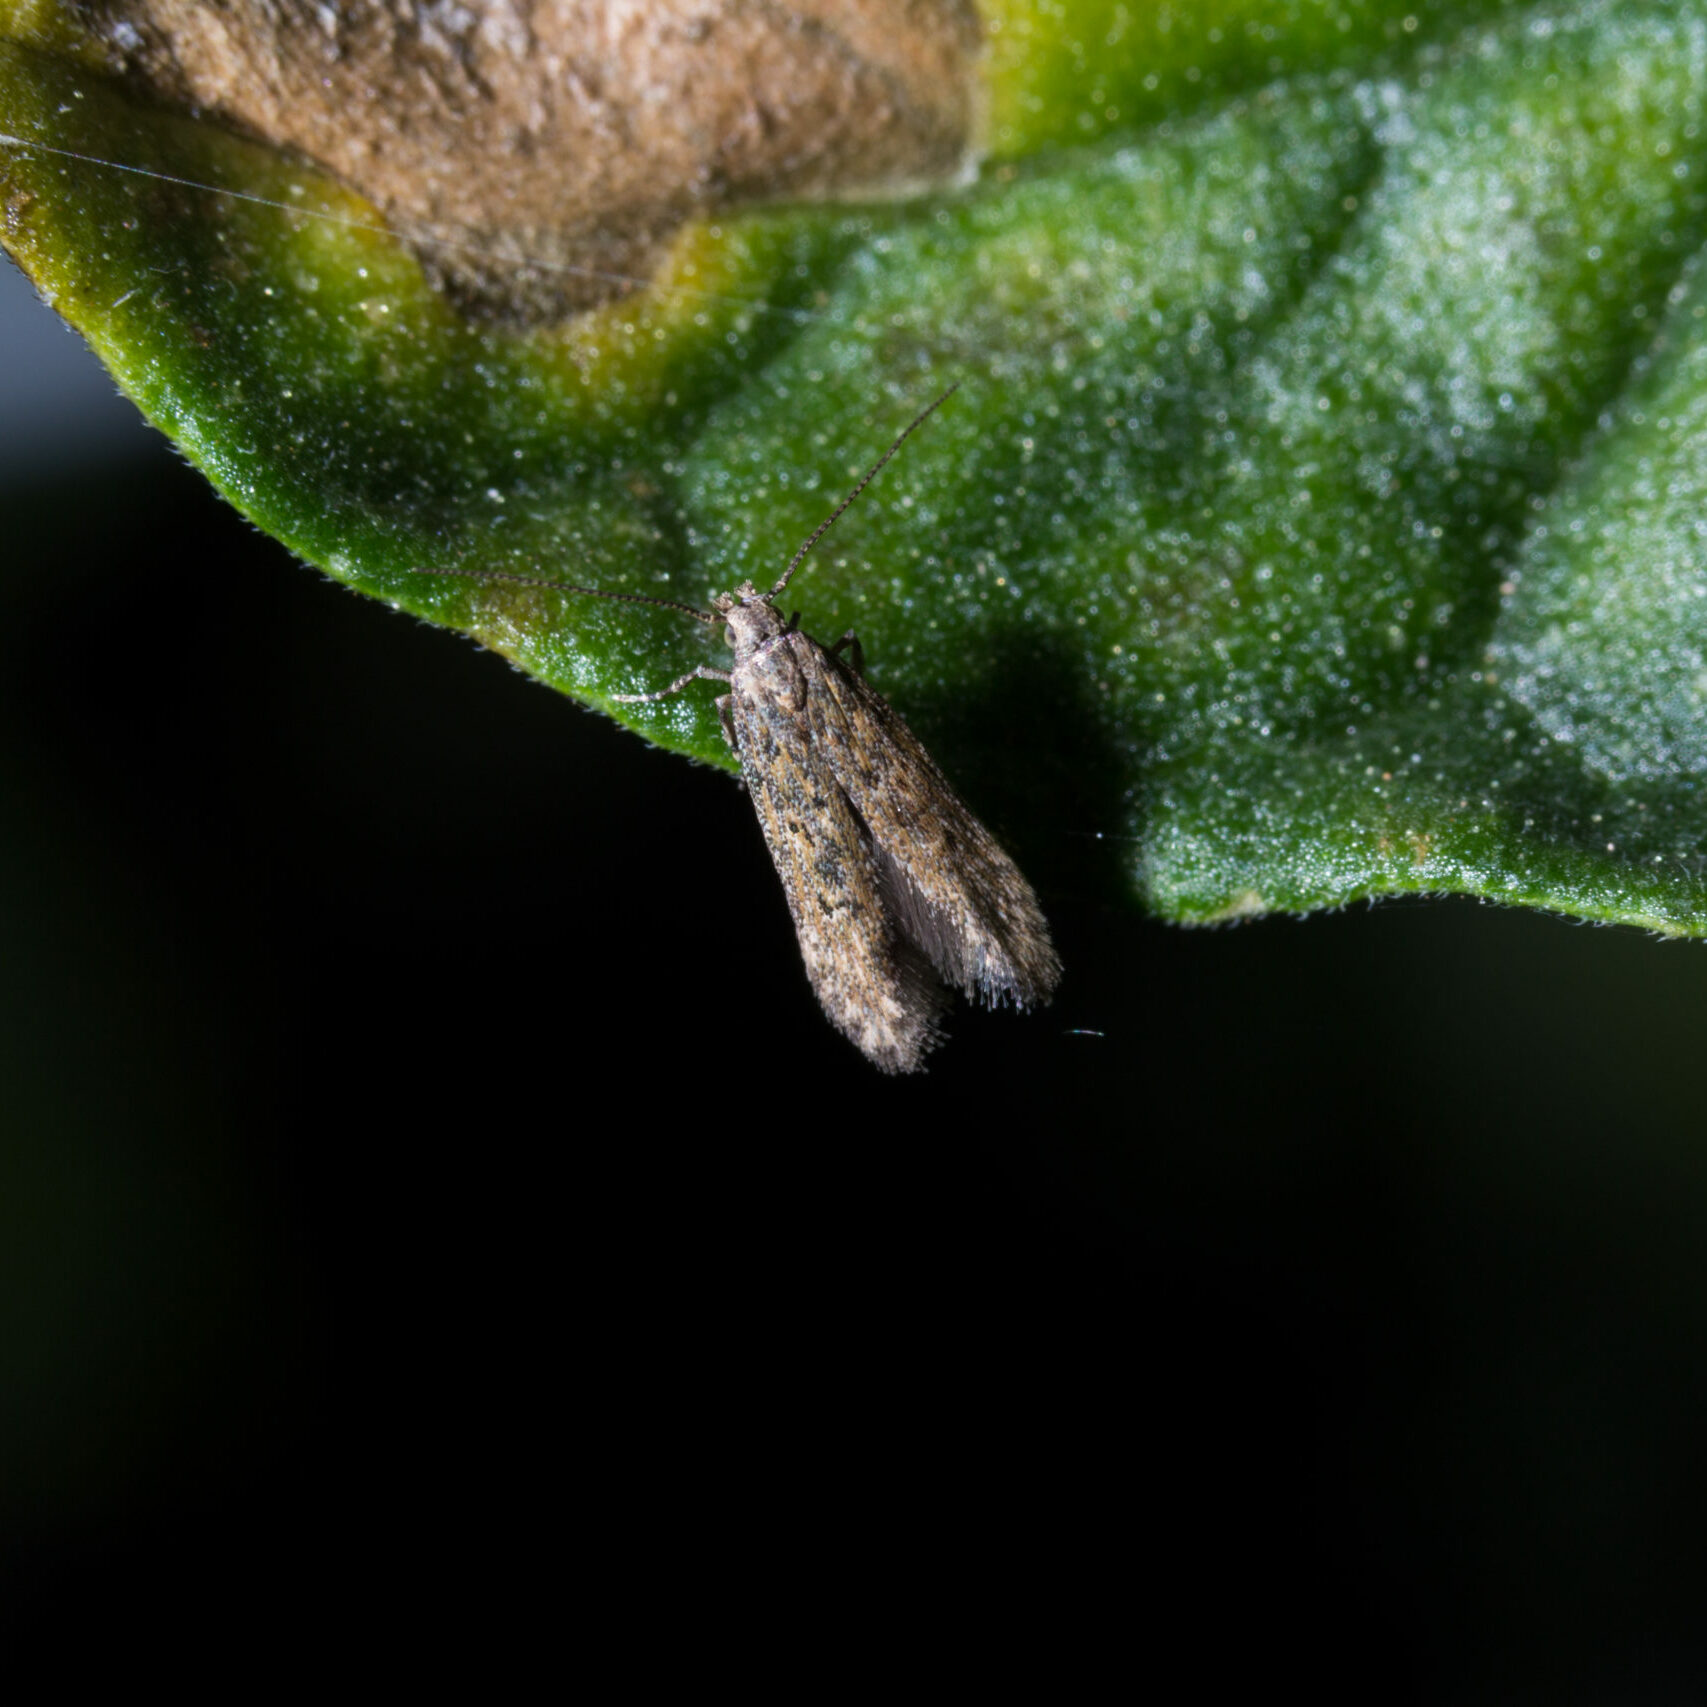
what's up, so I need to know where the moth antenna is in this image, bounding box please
[767,383,959,600]
[409,564,719,623]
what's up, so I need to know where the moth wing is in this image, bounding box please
[730,683,949,1074]
[805,646,1062,1009]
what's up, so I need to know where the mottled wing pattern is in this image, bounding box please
[804,641,1062,1011]
[728,659,950,1074]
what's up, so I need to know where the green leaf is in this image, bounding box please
[5,0,1707,932]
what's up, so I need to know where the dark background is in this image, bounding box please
[4,258,1705,1692]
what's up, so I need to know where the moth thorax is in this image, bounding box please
[721,589,787,660]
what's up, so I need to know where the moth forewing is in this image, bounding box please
[804,653,1062,1011]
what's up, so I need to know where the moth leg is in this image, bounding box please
[715,693,739,752]
[612,665,733,704]
[826,630,866,676]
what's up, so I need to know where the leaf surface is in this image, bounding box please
[4,1,1707,929]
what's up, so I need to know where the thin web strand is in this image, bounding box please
[0,130,1050,364]
[0,129,818,324]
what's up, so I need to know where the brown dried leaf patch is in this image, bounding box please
[81,0,982,321]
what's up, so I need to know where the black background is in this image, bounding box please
[3,266,1706,1694]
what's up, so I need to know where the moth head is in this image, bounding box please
[718,585,787,654]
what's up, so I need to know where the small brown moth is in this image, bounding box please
[418,390,1060,1072]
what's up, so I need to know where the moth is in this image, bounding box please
[419,390,1060,1072]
